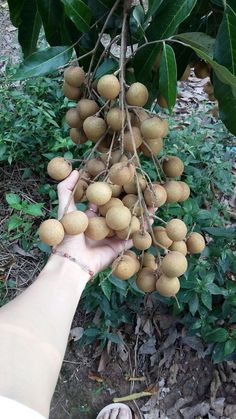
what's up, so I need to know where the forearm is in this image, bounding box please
[0,255,89,417]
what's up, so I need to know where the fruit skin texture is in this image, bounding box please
[47,157,72,181]
[124,173,146,194]
[85,217,109,240]
[143,252,157,270]
[63,82,81,100]
[86,158,106,177]
[99,197,123,217]
[141,138,163,157]
[161,251,188,277]
[156,275,180,297]
[166,219,187,241]
[70,128,87,144]
[86,182,112,206]
[179,181,190,202]
[144,183,167,207]
[61,211,88,235]
[116,216,140,239]
[106,108,124,131]
[163,181,183,203]
[64,66,85,87]
[162,156,184,178]
[169,241,187,256]
[194,60,210,78]
[126,82,149,107]
[83,116,107,141]
[187,232,205,254]
[109,162,134,186]
[141,117,165,139]
[77,99,99,120]
[153,226,173,249]
[123,127,142,151]
[112,255,136,280]
[133,231,152,250]
[97,74,120,99]
[65,108,82,129]
[106,206,132,231]
[39,219,64,246]
[74,179,88,202]
[136,268,157,292]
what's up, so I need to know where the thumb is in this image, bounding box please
[57,170,80,219]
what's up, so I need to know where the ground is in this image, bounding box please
[1,3,236,418]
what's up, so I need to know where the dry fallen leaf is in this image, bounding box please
[88,372,104,383]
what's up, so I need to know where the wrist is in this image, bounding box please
[44,253,90,285]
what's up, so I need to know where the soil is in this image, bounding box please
[1,3,236,419]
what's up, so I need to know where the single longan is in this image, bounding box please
[77,99,99,120]
[194,60,210,78]
[123,126,143,152]
[64,66,85,87]
[107,179,123,197]
[74,179,88,202]
[126,82,149,107]
[133,231,152,250]
[141,138,163,157]
[161,251,188,277]
[86,182,112,206]
[140,117,165,139]
[65,108,83,129]
[163,181,183,203]
[123,173,146,194]
[156,275,180,297]
[47,157,72,181]
[143,252,157,270]
[153,226,173,249]
[83,116,107,142]
[106,107,125,131]
[122,194,143,217]
[99,197,123,217]
[85,217,110,240]
[144,183,167,207]
[136,268,157,292]
[178,181,191,201]
[63,82,81,100]
[106,206,132,231]
[112,255,137,280]
[70,128,87,144]
[166,219,187,241]
[86,158,106,177]
[39,219,64,246]
[116,216,140,239]
[162,156,184,178]
[61,211,88,235]
[186,232,205,254]
[109,162,135,185]
[169,241,187,256]
[97,74,121,99]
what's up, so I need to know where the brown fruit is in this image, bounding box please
[70,128,87,144]
[106,107,125,131]
[99,197,123,217]
[132,109,149,128]
[124,250,137,259]
[65,108,83,129]
[97,135,112,152]
[161,251,188,277]
[163,181,183,203]
[74,179,88,202]
[47,157,72,181]
[144,183,167,207]
[180,65,191,81]
[61,211,88,235]
[178,181,191,201]
[169,241,187,256]
[77,99,99,120]
[141,138,163,157]
[143,252,157,270]
[123,126,142,152]
[110,150,128,166]
[153,226,173,249]
[156,275,180,297]
[161,119,169,137]
[86,182,112,206]
[204,81,214,95]
[112,255,137,280]
[166,219,187,241]
[109,162,135,185]
[106,206,132,231]
[136,268,157,292]
[133,231,152,250]
[63,82,81,100]
[39,219,64,246]
[126,82,149,107]
[86,158,106,177]
[64,66,85,87]
[116,216,140,239]
[83,116,107,142]
[123,173,146,194]
[162,156,184,178]
[122,194,142,217]
[85,217,110,240]
[97,74,120,99]
[140,117,165,139]
[157,95,168,108]
[186,232,205,254]
[194,60,211,78]
[107,179,123,197]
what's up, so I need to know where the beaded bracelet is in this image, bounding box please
[51,249,94,279]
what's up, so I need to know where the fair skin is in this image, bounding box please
[0,171,135,419]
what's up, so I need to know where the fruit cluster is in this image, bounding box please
[39,65,206,299]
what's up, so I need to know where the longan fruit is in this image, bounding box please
[116,216,140,239]
[144,183,167,207]
[153,226,173,249]
[126,82,149,107]
[204,81,214,95]
[110,150,128,166]
[194,60,210,78]
[166,219,187,241]
[140,116,165,139]
[178,181,191,201]
[157,95,168,108]
[124,250,137,259]
[141,138,163,157]
[123,173,146,194]
[180,65,191,81]
[99,197,123,217]
[47,157,72,181]
[122,194,143,217]
[63,82,81,100]
[109,162,135,185]
[107,179,123,197]
[83,116,107,142]
[85,217,110,240]
[169,241,187,256]
[61,211,88,235]
[133,231,152,250]
[86,182,112,206]
[70,128,87,144]
[123,126,143,152]
[77,99,99,120]
[143,252,157,270]
[162,156,184,178]
[97,135,112,153]
[74,179,88,202]
[161,119,169,137]
[186,232,205,254]
[161,251,188,277]
[86,158,106,177]
[163,181,183,203]
[64,66,85,87]
[106,206,132,231]
[39,219,64,246]
[97,74,120,99]
[136,268,157,292]
[132,109,149,128]
[156,275,180,297]
[65,108,83,129]
[112,255,137,280]
[106,108,125,131]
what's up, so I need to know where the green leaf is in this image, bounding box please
[201,291,212,310]
[203,226,235,239]
[204,327,229,343]
[7,0,25,26]
[100,279,112,301]
[60,0,91,33]
[8,214,23,231]
[18,0,42,57]
[176,32,215,55]
[25,203,44,217]
[14,46,72,79]
[6,193,21,209]
[159,43,177,112]
[189,293,199,315]
[145,0,164,21]
[95,58,119,79]
[36,0,68,45]
[105,333,123,344]
[84,327,100,337]
[207,283,224,295]
[224,339,236,356]
[212,342,226,363]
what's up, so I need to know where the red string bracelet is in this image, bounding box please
[51,249,94,279]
